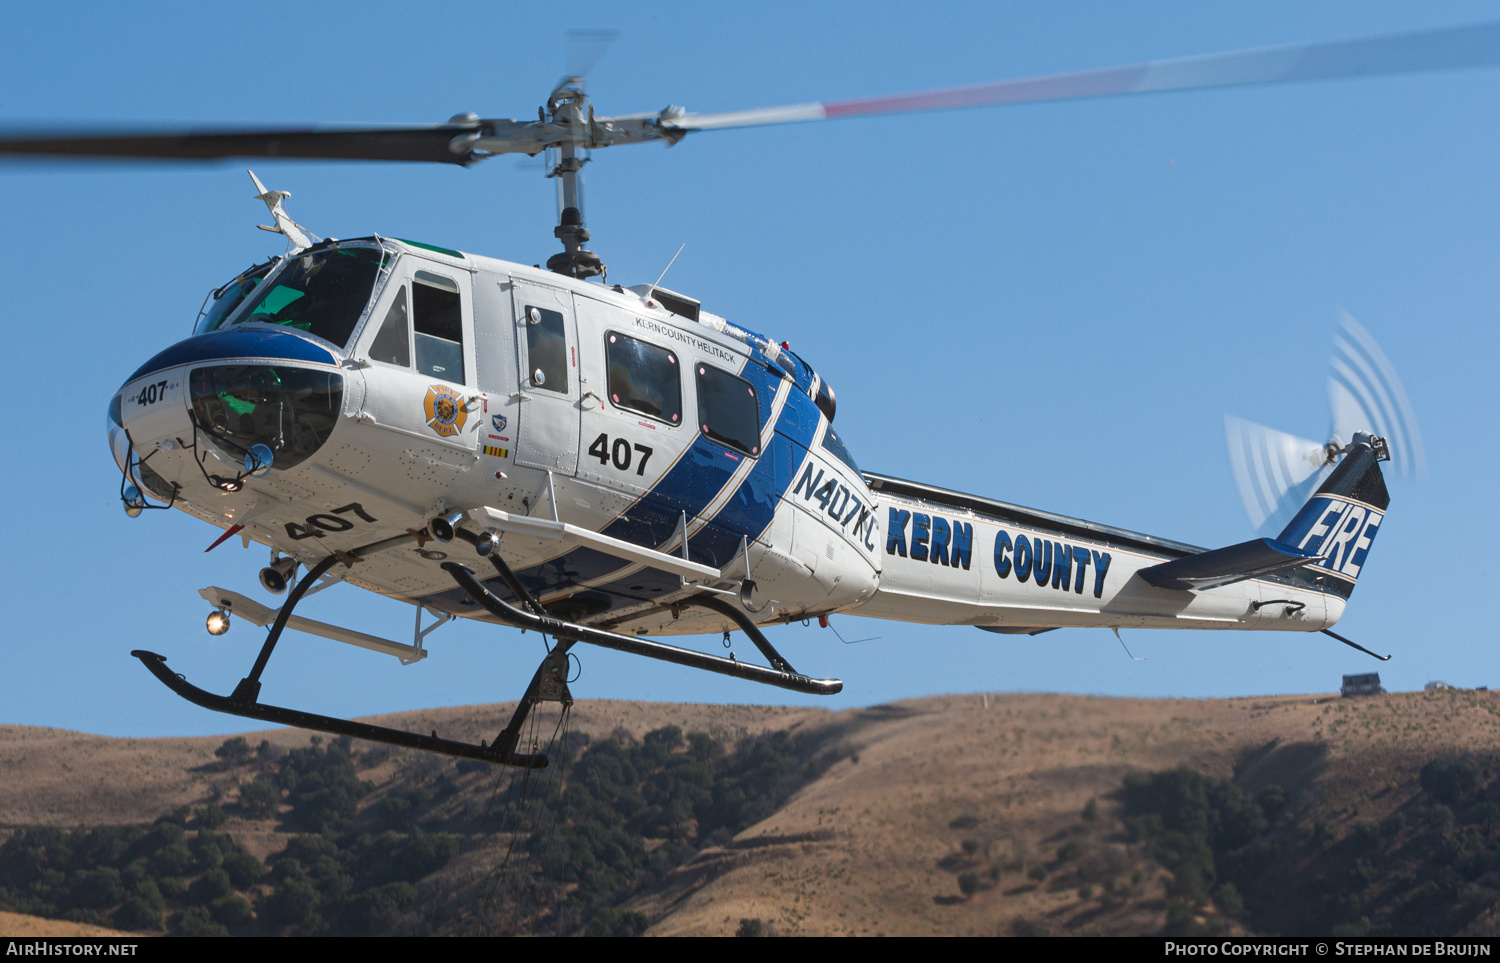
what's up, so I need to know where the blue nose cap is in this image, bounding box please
[128,329,337,382]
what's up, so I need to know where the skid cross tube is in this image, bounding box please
[230,554,341,706]
[442,563,842,695]
[457,529,547,616]
[687,592,797,674]
[131,650,546,768]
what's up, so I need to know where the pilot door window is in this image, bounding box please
[696,364,761,456]
[367,286,411,367]
[606,332,680,425]
[524,306,569,393]
[412,271,465,383]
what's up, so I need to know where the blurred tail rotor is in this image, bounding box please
[1226,312,1423,532]
[1225,416,1327,531]
[1328,310,1426,483]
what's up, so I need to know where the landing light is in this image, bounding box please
[430,511,466,543]
[122,485,147,518]
[475,529,500,557]
[206,609,230,636]
[244,443,274,478]
[259,557,297,595]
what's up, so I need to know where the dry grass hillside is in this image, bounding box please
[1,687,1497,937]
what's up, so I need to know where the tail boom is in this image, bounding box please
[852,463,1385,634]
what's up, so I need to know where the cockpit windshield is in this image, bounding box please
[193,259,278,335]
[213,245,385,348]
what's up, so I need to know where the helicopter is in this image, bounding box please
[1,21,1473,767]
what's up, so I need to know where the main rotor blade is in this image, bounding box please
[0,124,483,164]
[666,21,1500,132]
[566,28,620,82]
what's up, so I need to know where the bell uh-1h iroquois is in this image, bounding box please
[4,24,1465,768]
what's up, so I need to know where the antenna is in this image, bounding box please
[1112,627,1146,661]
[652,243,686,290]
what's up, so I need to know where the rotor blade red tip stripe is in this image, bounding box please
[822,22,1500,120]
[822,65,1151,118]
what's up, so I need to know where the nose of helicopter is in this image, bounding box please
[108,328,345,496]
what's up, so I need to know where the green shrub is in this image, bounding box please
[168,906,228,937]
[1421,758,1485,806]
[113,894,163,933]
[189,832,230,870]
[1213,882,1245,919]
[583,908,652,936]
[238,780,280,818]
[1122,768,1276,904]
[209,895,253,926]
[149,843,193,877]
[1165,900,1208,937]
[735,918,764,937]
[1256,785,1286,819]
[334,881,418,936]
[280,737,370,833]
[214,737,251,766]
[194,805,227,829]
[189,869,233,906]
[258,877,322,928]
[67,868,123,910]
[220,851,263,889]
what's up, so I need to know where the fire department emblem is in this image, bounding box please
[424,385,466,438]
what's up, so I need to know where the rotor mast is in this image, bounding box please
[544,79,604,280]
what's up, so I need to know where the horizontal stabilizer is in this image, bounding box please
[1138,538,1326,591]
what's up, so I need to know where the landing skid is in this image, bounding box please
[130,649,548,768]
[133,540,841,769]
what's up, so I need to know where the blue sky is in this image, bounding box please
[2,2,1497,737]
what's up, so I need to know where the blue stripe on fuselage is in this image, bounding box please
[547,386,820,610]
[421,351,821,613]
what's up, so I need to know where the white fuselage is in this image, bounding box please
[109,238,1342,650]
